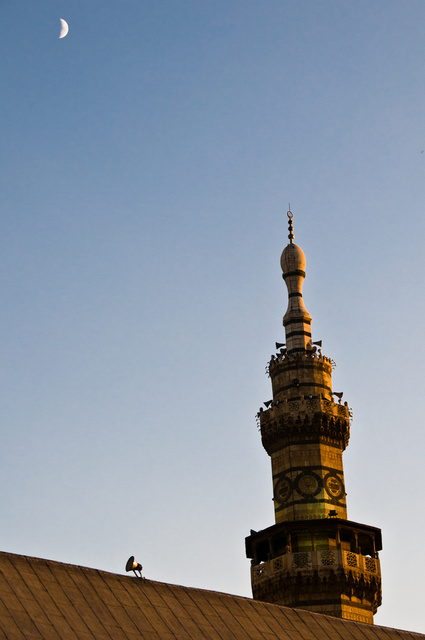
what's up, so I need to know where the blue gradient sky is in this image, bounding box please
[1,0,425,632]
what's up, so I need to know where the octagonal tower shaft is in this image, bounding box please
[264,219,350,523]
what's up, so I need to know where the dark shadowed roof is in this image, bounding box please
[0,551,423,640]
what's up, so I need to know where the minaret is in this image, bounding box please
[245,212,382,624]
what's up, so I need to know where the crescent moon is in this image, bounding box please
[59,18,69,39]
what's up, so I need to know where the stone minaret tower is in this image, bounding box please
[245,212,382,624]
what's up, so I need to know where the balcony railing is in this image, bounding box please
[252,549,380,583]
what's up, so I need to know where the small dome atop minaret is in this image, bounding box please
[280,242,306,275]
[280,211,312,353]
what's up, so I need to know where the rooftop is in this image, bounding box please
[0,551,423,640]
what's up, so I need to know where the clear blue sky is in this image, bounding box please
[1,0,425,632]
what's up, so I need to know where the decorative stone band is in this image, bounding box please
[283,269,306,279]
[259,396,351,453]
[285,329,312,339]
[283,317,311,327]
[273,467,346,512]
[283,319,312,353]
[273,381,332,396]
[251,549,382,618]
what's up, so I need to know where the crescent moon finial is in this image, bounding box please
[287,208,294,244]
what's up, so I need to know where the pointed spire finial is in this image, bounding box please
[287,207,294,244]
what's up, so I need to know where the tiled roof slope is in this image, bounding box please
[0,552,423,640]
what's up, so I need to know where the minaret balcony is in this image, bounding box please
[250,547,382,622]
[251,548,381,585]
[259,394,350,423]
[268,350,334,377]
[259,394,351,452]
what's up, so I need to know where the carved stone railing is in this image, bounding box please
[259,396,351,452]
[267,351,335,377]
[251,549,380,584]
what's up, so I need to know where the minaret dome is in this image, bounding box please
[280,212,312,354]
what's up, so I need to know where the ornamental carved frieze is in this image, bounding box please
[260,401,350,454]
[252,568,382,614]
